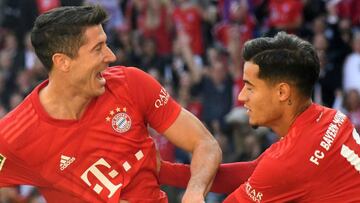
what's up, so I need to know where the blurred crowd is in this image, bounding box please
[1,0,360,202]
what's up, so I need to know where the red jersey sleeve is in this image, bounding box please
[228,155,304,202]
[124,67,181,133]
[0,140,42,187]
[159,158,259,194]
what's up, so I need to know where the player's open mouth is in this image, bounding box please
[96,72,103,79]
[244,105,251,113]
[96,71,106,85]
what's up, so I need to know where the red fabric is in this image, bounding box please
[268,0,303,28]
[173,6,204,55]
[159,159,258,194]
[0,66,181,202]
[36,0,60,14]
[214,14,255,49]
[231,104,360,202]
[137,5,172,56]
[337,0,360,26]
[223,193,238,203]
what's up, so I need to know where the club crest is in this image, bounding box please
[106,107,132,133]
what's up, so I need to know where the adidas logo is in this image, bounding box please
[60,155,75,171]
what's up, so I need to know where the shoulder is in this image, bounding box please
[0,94,37,147]
[249,150,303,190]
[103,66,150,84]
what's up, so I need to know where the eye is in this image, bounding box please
[244,84,253,92]
[95,45,102,52]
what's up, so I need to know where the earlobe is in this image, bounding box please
[52,53,71,72]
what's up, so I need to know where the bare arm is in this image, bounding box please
[177,31,203,83]
[163,108,222,202]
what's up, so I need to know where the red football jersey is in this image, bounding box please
[268,0,303,28]
[226,104,360,202]
[173,6,204,55]
[0,66,181,203]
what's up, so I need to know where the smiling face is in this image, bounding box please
[238,61,284,128]
[66,24,116,98]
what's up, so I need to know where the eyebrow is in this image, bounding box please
[243,79,254,86]
[90,41,103,51]
[90,36,107,51]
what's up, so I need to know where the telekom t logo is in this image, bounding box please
[80,158,122,198]
[80,150,144,198]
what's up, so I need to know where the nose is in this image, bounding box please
[105,46,116,63]
[238,87,247,102]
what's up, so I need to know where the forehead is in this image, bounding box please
[82,25,107,46]
[243,61,260,80]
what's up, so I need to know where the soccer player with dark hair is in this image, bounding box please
[0,5,222,203]
[160,32,360,202]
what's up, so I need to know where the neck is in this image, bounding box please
[273,99,312,137]
[39,79,92,120]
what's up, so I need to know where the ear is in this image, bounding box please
[277,82,291,102]
[52,53,71,72]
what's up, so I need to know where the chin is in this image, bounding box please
[248,119,260,129]
[93,87,106,97]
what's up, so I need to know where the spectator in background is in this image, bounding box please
[173,0,205,56]
[178,31,233,131]
[266,0,303,36]
[336,0,360,29]
[135,37,168,78]
[343,89,360,132]
[1,0,38,43]
[36,0,60,14]
[214,0,256,50]
[213,0,255,107]
[137,0,173,57]
[343,32,360,93]
[313,33,339,107]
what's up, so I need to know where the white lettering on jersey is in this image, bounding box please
[341,129,360,172]
[81,158,122,198]
[310,111,346,166]
[0,153,6,171]
[245,182,263,202]
[154,87,170,108]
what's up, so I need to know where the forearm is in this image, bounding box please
[187,140,222,196]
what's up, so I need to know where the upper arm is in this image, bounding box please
[125,67,216,152]
[162,108,214,152]
[125,67,182,133]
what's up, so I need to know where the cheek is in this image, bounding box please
[252,92,276,115]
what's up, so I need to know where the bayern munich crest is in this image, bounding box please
[106,107,132,133]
